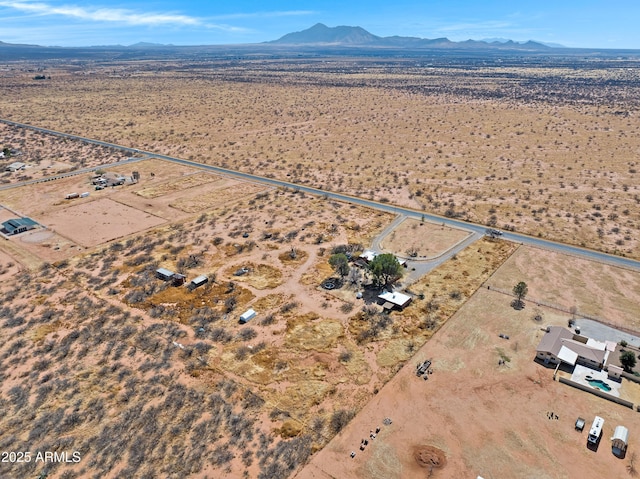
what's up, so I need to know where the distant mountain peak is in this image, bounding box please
[270,24,554,50]
[271,23,380,45]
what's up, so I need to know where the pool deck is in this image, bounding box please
[570,364,621,398]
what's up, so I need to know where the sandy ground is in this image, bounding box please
[297,245,640,479]
[1,64,639,258]
[44,197,166,247]
[379,217,471,259]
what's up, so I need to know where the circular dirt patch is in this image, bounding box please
[413,445,447,470]
[20,230,53,243]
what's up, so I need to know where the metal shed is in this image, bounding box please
[1,217,38,235]
[239,309,256,324]
[188,274,209,290]
[155,268,174,281]
[612,425,629,457]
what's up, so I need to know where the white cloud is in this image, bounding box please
[210,10,317,20]
[0,0,204,27]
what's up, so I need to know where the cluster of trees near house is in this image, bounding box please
[329,250,403,289]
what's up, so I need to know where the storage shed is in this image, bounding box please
[612,425,629,457]
[239,309,256,324]
[188,274,208,290]
[378,291,412,311]
[1,217,38,235]
[5,162,25,172]
[156,268,174,281]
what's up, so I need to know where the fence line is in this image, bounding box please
[558,377,634,409]
[487,285,640,338]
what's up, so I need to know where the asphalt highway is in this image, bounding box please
[2,118,639,272]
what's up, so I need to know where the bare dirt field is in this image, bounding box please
[298,245,640,479]
[45,197,166,247]
[380,218,471,258]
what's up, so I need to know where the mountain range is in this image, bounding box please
[268,23,554,50]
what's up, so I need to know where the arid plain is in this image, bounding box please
[1,54,640,478]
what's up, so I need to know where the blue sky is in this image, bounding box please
[0,0,639,48]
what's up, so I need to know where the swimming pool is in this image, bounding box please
[586,378,612,392]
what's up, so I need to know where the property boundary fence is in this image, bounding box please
[487,285,640,338]
[558,377,634,409]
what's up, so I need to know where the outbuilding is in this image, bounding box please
[155,268,174,281]
[1,217,38,235]
[239,309,257,324]
[188,274,208,290]
[612,425,629,457]
[5,162,25,172]
[378,291,412,311]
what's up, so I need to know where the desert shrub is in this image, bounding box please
[338,351,352,362]
[260,314,275,326]
[340,302,355,313]
[329,409,355,434]
[210,328,233,343]
[280,302,299,314]
[8,385,29,411]
[235,345,251,360]
[242,391,265,410]
[3,316,25,328]
[211,444,234,466]
[237,328,258,341]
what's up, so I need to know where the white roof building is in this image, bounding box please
[378,291,412,310]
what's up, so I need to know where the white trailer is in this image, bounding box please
[588,416,604,445]
[239,309,256,324]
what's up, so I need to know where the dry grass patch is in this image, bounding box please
[170,183,268,213]
[277,380,333,412]
[135,172,221,198]
[231,262,283,289]
[278,248,309,265]
[376,338,420,368]
[31,320,63,342]
[382,219,471,258]
[284,317,343,351]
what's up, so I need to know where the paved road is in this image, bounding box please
[2,118,640,273]
[0,157,144,191]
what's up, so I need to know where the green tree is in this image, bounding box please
[620,350,637,372]
[328,253,350,280]
[512,281,528,309]
[368,253,403,288]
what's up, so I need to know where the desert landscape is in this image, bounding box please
[1,46,640,479]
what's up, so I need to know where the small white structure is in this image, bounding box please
[239,308,256,324]
[378,291,412,310]
[80,192,90,198]
[5,161,25,172]
[612,425,629,457]
[588,416,604,446]
[608,364,623,380]
[360,250,378,262]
